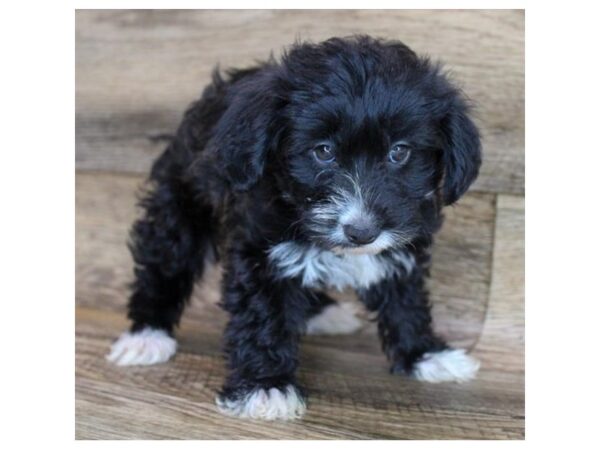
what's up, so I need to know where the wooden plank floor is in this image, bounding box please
[75,172,524,439]
[75,10,524,439]
[76,10,524,196]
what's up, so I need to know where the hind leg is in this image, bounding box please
[107,180,209,366]
[305,292,363,336]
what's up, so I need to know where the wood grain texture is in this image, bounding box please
[474,195,525,373]
[76,306,524,439]
[75,9,524,195]
[75,171,524,439]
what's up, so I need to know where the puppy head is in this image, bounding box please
[213,36,481,254]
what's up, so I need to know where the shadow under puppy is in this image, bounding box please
[107,36,482,420]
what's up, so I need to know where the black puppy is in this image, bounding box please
[107,36,482,420]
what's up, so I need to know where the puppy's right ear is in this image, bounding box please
[439,95,482,205]
[208,75,279,192]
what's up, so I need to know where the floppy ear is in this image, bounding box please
[208,76,279,192]
[440,97,482,205]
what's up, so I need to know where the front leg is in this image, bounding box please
[216,246,312,420]
[359,268,480,383]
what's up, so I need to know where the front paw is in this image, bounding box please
[216,384,306,420]
[411,348,480,383]
[106,328,177,366]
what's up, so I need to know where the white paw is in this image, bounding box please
[106,328,177,366]
[413,348,480,383]
[216,385,306,420]
[306,302,363,335]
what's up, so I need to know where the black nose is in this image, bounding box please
[343,223,380,245]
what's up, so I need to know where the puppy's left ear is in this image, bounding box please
[439,97,482,205]
[209,74,280,192]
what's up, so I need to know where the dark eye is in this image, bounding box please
[388,143,411,165]
[313,143,335,163]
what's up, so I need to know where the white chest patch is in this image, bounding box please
[268,241,414,290]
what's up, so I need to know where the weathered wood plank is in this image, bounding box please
[76,171,495,348]
[76,306,524,439]
[474,195,525,373]
[75,10,524,195]
[75,171,523,439]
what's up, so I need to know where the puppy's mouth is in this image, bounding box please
[332,245,383,256]
[306,177,405,255]
[307,204,400,255]
[330,230,397,255]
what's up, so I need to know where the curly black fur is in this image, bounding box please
[123,36,481,413]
